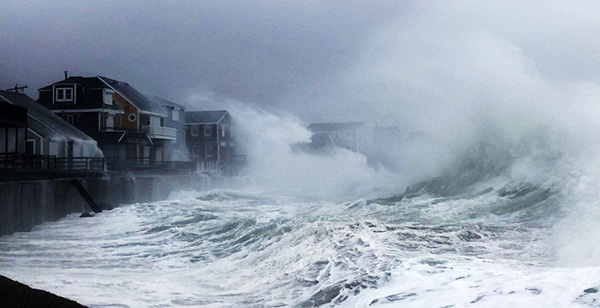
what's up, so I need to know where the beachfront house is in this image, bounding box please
[1,90,100,158]
[37,75,177,169]
[0,90,103,175]
[184,110,237,174]
[151,96,188,161]
[308,122,365,153]
[0,99,27,155]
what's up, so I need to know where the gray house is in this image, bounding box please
[184,110,236,173]
[151,96,188,161]
[308,122,365,153]
[0,100,27,155]
[0,90,100,158]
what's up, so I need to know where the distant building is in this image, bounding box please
[184,110,236,174]
[308,122,365,152]
[0,90,100,158]
[150,96,188,161]
[37,75,177,169]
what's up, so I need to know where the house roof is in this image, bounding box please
[38,75,166,116]
[150,96,185,109]
[38,76,106,91]
[98,76,166,116]
[0,90,95,142]
[308,122,364,132]
[0,101,27,127]
[184,110,228,124]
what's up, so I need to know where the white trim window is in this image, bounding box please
[103,89,114,105]
[191,125,199,136]
[172,108,180,121]
[204,124,212,136]
[205,145,213,157]
[55,88,74,102]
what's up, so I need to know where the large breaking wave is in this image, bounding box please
[3,102,600,307]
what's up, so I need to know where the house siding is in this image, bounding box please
[113,93,138,130]
[185,113,236,173]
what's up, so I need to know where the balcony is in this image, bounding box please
[142,125,177,141]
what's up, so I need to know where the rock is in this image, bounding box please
[300,284,343,307]
[0,275,88,308]
[584,287,598,294]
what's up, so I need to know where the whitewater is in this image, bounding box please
[1,169,600,307]
[3,106,600,307]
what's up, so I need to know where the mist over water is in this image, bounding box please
[5,65,600,307]
[2,98,600,307]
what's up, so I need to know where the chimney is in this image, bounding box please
[64,71,68,80]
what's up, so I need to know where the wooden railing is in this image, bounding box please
[0,152,198,177]
[104,157,196,172]
[0,153,104,173]
[0,153,56,170]
[55,157,105,172]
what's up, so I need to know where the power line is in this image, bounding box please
[4,84,28,93]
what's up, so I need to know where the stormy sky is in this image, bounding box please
[2,0,600,125]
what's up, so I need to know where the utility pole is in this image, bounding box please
[5,84,28,93]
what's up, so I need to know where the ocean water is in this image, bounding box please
[2,119,600,307]
[2,176,600,307]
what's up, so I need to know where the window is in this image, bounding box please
[191,125,199,136]
[205,145,213,157]
[103,89,113,105]
[204,124,212,136]
[192,145,200,157]
[128,113,137,122]
[221,124,225,137]
[172,109,180,121]
[106,114,114,128]
[55,88,73,102]
[66,115,74,125]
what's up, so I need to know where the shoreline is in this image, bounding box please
[0,274,88,308]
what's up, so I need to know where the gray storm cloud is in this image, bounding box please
[3,0,600,127]
[0,0,405,107]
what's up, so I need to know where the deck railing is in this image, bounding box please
[0,153,105,173]
[104,157,196,172]
[0,153,196,178]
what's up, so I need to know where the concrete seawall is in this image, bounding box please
[0,174,221,236]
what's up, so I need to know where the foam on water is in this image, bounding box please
[2,181,594,307]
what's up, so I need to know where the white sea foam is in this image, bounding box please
[2,185,594,307]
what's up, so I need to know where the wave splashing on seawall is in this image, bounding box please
[2,175,599,308]
[2,115,600,306]
[4,111,600,307]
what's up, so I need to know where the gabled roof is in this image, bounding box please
[308,122,364,132]
[150,96,185,109]
[0,101,27,127]
[0,90,95,141]
[38,75,166,116]
[184,110,228,124]
[98,76,166,116]
[38,76,107,91]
